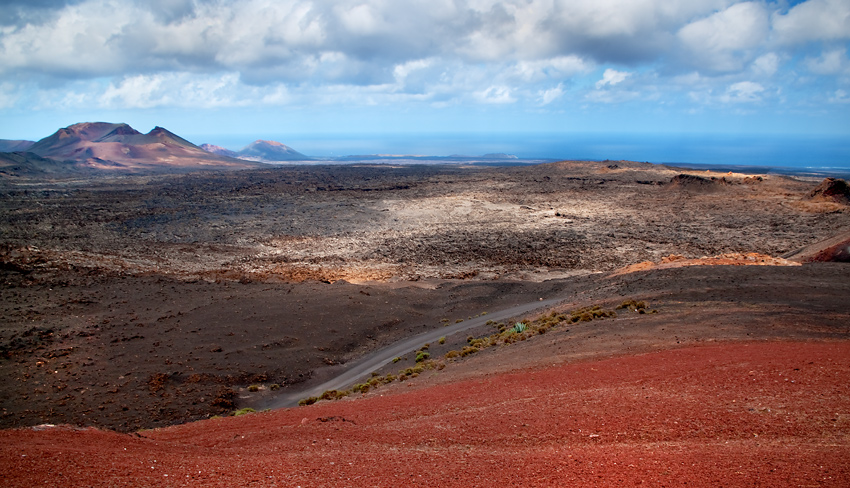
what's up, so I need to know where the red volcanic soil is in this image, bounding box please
[3,341,848,487]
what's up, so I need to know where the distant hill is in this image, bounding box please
[0,140,35,152]
[0,151,84,177]
[199,144,239,158]
[201,139,310,162]
[7,122,264,176]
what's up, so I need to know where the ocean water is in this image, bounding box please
[203,132,850,172]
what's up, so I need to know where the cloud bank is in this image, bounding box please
[0,0,848,120]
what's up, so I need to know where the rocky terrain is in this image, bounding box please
[0,159,848,486]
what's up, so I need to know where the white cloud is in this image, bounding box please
[773,0,850,44]
[677,2,769,72]
[805,48,848,75]
[538,84,565,105]
[829,89,850,103]
[585,89,640,104]
[719,81,765,103]
[751,52,780,77]
[0,82,22,109]
[596,69,632,88]
[475,85,516,104]
[0,0,847,116]
[511,56,594,83]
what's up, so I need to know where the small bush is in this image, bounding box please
[232,407,256,416]
[247,384,261,392]
[445,350,460,359]
[320,389,348,401]
[269,383,280,391]
[455,319,464,323]
[416,351,431,362]
[393,356,402,363]
[617,299,648,311]
[299,396,318,406]
[438,336,446,345]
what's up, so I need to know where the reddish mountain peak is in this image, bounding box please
[200,144,238,158]
[145,127,198,148]
[65,122,136,142]
[254,140,286,147]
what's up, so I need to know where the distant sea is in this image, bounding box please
[202,132,850,173]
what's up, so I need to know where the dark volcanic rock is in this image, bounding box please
[668,173,730,192]
[807,177,850,204]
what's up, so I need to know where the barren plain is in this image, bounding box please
[1,159,849,486]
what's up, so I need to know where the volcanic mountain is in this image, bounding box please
[203,139,309,162]
[0,139,34,152]
[199,143,239,158]
[17,122,264,174]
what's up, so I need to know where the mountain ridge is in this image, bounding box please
[201,139,310,162]
[1,122,264,176]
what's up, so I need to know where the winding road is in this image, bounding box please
[267,296,565,408]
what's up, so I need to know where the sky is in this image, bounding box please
[1,0,849,162]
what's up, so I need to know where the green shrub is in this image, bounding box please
[299,396,318,406]
[415,351,431,363]
[269,383,280,391]
[319,389,348,401]
[232,407,256,416]
[445,350,460,359]
[247,384,260,392]
[617,299,648,311]
[438,336,446,345]
[393,356,402,363]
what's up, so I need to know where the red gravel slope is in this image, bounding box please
[2,341,848,487]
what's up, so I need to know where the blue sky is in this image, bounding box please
[1,0,849,160]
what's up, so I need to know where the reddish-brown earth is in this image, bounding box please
[1,161,848,485]
[2,342,848,487]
